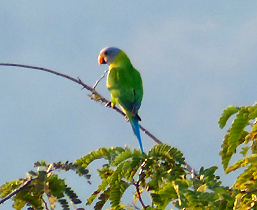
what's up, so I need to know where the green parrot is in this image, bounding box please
[98,47,144,152]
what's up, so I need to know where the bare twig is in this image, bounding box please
[42,197,50,210]
[92,69,108,89]
[134,182,146,210]
[0,63,95,93]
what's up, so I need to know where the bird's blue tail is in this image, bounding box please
[130,117,143,152]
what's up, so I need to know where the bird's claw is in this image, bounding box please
[124,115,129,122]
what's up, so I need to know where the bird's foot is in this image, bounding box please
[124,115,129,122]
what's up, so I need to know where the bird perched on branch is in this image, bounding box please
[98,47,144,152]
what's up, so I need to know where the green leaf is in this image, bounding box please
[111,149,133,166]
[240,147,249,157]
[75,148,110,168]
[86,176,111,205]
[152,182,177,208]
[149,144,185,165]
[186,190,201,208]
[218,106,240,129]
[76,147,125,168]
[64,187,82,204]
[110,161,130,187]
[227,107,250,154]
[58,198,69,210]
[246,123,257,142]
[151,180,189,209]
[48,174,66,199]
[248,104,257,119]
[226,154,257,174]
[197,184,207,192]
[94,188,111,210]
[34,160,47,167]
[234,166,257,189]
[0,179,23,198]
[220,131,248,170]
[203,166,218,177]
[28,171,38,177]
[14,181,44,210]
[110,181,129,210]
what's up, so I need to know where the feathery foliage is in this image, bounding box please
[2,102,257,209]
[75,145,236,209]
[217,103,257,209]
[219,104,257,170]
[0,161,89,210]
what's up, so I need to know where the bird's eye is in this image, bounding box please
[104,51,108,55]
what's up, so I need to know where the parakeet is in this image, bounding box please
[98,47,144,152]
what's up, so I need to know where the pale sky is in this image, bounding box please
[1,1,257,209]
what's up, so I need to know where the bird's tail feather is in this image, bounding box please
[130,116,143,152]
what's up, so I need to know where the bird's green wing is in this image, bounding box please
[107,66,143,116]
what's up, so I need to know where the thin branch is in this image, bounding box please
[42,197,50,210]
[0,63,162,145]
[134,182,146,210]
[0,63,95,93]
[0,178,33,205]
[241,188,257,195]
[0,63,194,175]
[140,125,162,145]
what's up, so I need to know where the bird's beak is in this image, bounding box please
[98,55,106,65]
